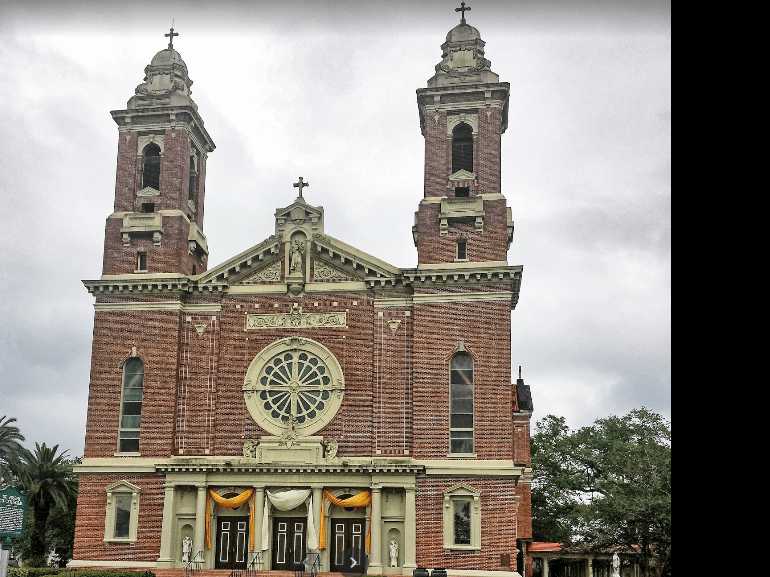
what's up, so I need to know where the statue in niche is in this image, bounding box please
[611,553,621,577]
[388,538,399,567]
[289,239,305,274]
[182,535,193,564]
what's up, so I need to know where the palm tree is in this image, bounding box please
[11,443,76,566]
[0,415,25,483]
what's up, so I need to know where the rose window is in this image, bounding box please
[244,337,345,436]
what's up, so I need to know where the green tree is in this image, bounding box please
[532,408,671,577]
[10,443,77,566]
[0,415,25,484]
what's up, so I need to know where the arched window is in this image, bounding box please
[450,352,474,454]
[141,143,161,190]
[451,123,473,174]
[118,357,144,453]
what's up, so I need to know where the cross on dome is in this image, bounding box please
[455,1,471,24]
[164,24,179,49]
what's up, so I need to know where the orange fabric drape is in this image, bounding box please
[318,489,372,553]
[204,488,256,550]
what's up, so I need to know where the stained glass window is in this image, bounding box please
[257,350,334,427]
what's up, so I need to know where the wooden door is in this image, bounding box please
[329,518,366,573]
[215,516,249,569]
[272,517,306,570]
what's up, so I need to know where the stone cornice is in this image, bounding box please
[155,462,424,474]
[74,456,525,478]
[111,105,215,152]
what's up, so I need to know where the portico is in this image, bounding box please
[155,460,419,575]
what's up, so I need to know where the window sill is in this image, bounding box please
[446,453,477,459]
[445,544,481,552]
[104,537,137,544]
[113,452,141,457]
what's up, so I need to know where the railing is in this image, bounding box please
[229,551,263,577]
[184,551,204,577]
[293,552,320,577]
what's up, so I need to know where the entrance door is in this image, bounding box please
[330,518,366,573]
[215,516,249,569]
[272,517,306,570]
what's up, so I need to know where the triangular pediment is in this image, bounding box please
[449,169,475,181]
[199,236,281,285]
[313,234,399,279]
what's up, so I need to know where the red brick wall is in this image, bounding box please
[515,482,533,540]
[423,110,450,198]
[513,414,532,467]
[415,198,510,264]
[104,125,207,276]
[73,474,164,562]
[476,107,502,195]
[411,294,513,460]
[415,477,519,571]
[84,308,182,458]
[101,214,204,276]
[210,293,376,456]
[372,308,413,455]
[113,131,138,213]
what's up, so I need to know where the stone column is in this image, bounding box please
[311,485,324,571]
[158,482,176,567]
[587,556,594,577]
[542,557,549,577]
[194,485,207,561]
[312,486,323,545]
[253,486,265,564]
[403,487,417,570]
[369,486,383,570]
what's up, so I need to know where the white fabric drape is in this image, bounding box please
[260,489,319,553]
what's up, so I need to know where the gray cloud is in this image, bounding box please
[0,2,670,454]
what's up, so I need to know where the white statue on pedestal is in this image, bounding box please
[388,538,399,567]
[611,552,621,577]
[182,535,193,564]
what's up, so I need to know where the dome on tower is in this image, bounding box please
[445,22,481,43]
[427,18,498,88]
[150,47,188,70]
[127,44,196,110]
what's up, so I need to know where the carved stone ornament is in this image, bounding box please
[323,440,340,463]
[313,261,352,282]
[243,439,258,459]
[245,303,347,330]
[242,261,282,284]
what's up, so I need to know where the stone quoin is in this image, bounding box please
[72,9,534,577]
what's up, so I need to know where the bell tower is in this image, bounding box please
[413,5,513,265]
[103,28,215,276]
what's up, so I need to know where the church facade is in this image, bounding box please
[72,11,533,577]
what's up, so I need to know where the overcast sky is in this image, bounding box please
[0,0,670,456]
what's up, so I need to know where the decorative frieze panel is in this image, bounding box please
[313,261,353,282]
[245,304,346,330]
[241,261,282,284]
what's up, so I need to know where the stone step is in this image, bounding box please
[153,571,348,577]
